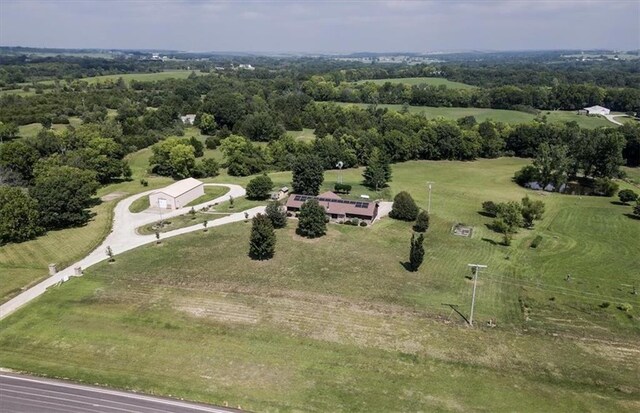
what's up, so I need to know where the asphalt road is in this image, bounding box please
[0,373,239,413]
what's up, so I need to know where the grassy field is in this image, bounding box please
[1,159,638,412]
[354,77,476,89]
[286,128,316,142]
[129,196,150,213]
[137,211,231,235]
[185,186,230,207]
[334,102,614,128]
[17,117,83,138]
[1,70,204,96]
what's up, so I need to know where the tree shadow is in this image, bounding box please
[477,211,495,218]
[624,213,640,221]
[481,237,498,246]
[610,201,627,206]
[399,261,415,272]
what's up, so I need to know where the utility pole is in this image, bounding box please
[467,263,487,327]
[426,181,435,214]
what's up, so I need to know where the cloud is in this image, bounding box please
[0,0,638,52]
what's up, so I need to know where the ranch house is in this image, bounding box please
[149,177,204,210]
[285,191,379,222]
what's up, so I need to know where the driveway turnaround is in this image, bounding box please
[0,184,265,320]
[0,372,240,413]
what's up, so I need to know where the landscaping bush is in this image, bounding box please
[413,210,430,232]
[334,183,352,194]
[389,191,419,221]
[246,174,273,200]
[618,189,638,204]
[359,221,368,227]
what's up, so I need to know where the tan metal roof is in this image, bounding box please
[153,178,203,198]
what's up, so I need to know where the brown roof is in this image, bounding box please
[285,192,377,218]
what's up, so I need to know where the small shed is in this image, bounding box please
[584,105,610,116]
[149,178,204,210]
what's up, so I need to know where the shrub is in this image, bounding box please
[530,235,542,248]
[334,183,352,194]
[359,221,368,227]
[617,303,633,312]
[389,191,419,221]
[618,189,638,204]
[140,179,149,187]
[246,174,273,200]
[413,210,430,232]
[482,201,499,217]
[600,302,610,308]
[205,136,220,150]
[593,178,619,197]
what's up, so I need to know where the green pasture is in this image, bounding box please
[334,102,615,128]
[1,159,638,411]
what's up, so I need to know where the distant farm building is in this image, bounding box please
[180,114,196,125]
[583,105,610,116]
[285,191,379,222]
[149,178,204,210]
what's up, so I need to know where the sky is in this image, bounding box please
[0,0,638,53]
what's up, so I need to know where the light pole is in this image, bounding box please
[426,181,435,214]
[467,263,487,327]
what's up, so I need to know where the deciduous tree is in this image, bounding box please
[0,186,42,245]
[292,155,324,195]
[389,191,419,221]
[296,199,326,238]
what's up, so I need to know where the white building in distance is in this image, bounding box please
[180,114,196,125]
[584,105,610,115]
[149,178,204,210]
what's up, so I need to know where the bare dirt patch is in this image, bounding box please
[100,192,128,202]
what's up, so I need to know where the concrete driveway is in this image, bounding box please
[0,184,265,320]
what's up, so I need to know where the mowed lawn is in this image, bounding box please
[334,102,615,128]
[354,77,477,89]
[1,159,638,412]
[0,144,173,303]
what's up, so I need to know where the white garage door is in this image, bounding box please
[158,198,168,209]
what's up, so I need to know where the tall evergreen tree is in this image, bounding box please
[292,155,324,195]
[249,213,276,260]
[265,200,287,228]
[296,199,327,238]
[409,233,425,272]
[362,147,392,191]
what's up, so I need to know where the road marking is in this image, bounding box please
[1,374,235,412]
